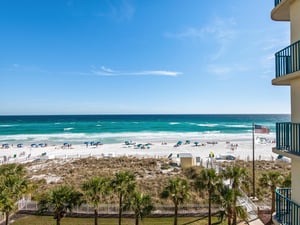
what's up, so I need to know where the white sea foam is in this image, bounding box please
[195,123,219,127]
[0,124,18,127]
[169,122,180,125]
[63,127,74,131]
[223,124,252,128]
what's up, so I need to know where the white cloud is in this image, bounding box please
[101,66,116,73]
[207,63,248,80]
[164,16,237,61]
[92,66,182,77]
[96,0,135,22]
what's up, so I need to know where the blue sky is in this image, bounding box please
[0,0,290,115]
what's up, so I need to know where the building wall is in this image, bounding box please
[289,0,300,206]
[290,0,300,43]
[290,78,300,122]
[291,156,300,204]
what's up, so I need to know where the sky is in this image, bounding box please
[0,0,291,115]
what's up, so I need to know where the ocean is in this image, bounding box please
[0,114,290,145]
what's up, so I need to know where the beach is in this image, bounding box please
[0,136,281,165]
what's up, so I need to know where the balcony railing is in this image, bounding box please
[274,0,283,7]
[276,122,300,155]
[275,40,300,78]
[275,188,300,225]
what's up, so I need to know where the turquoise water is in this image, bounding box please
[0,114,290,145]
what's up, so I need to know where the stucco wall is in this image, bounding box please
[290,0,300,43]
[291,156,300,204]
[290,78,300,122]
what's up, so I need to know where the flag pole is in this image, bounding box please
[252,123,255,198]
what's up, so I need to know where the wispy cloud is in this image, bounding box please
[206,63,248,80]
[92,66,182,77]
[164,16,237,61]
[7,64,51,74]
[3,64,182,78]
[258,29,289,78]
[95,0,135,22]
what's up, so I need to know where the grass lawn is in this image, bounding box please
[11,215,225,225]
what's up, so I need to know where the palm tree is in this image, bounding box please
[216,183,247,225]
[82,176,111,225]
[38,185,83,225]
[0,164,28,225]
[111,171,136,225]
[160,177,190,225]
[194,168,219,225]
[124,191,153,225]
[282,172,291,187]
[259,171,283,215]
[222,165,249,225]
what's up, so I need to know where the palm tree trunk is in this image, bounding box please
[269,189,276,224]
[5,212,9,225]
[228,216,231,225]
[56,217,61,225]
[174,203,178,225]
[233,195,237,225]
[94,208,98,225]
[119,194,123,225]
[135,214,139,225]
[271,190,275,213]
[208,191,212,225]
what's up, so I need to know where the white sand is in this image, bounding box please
[0,137,281,164]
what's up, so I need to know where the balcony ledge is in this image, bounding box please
[272,69,300,85]
[271,0,291,21]
[273,147,300,160]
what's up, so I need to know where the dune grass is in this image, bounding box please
[11,215,225,225]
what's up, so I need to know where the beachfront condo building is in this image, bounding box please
[271,0,300,224]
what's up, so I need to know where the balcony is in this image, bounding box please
[271,0,290,21]
[274,0,283,7]
[275,188,300,225]
[273,40,300,84]
[275,122,300,156]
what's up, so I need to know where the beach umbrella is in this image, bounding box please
[137,144,143,148]
[194,142,199,146]
[84,142,89,147]
[17,144,23,148]
[2,144,9,148]
[185,140,191,144]
[177,141,183,145]
[31,144,37,148]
